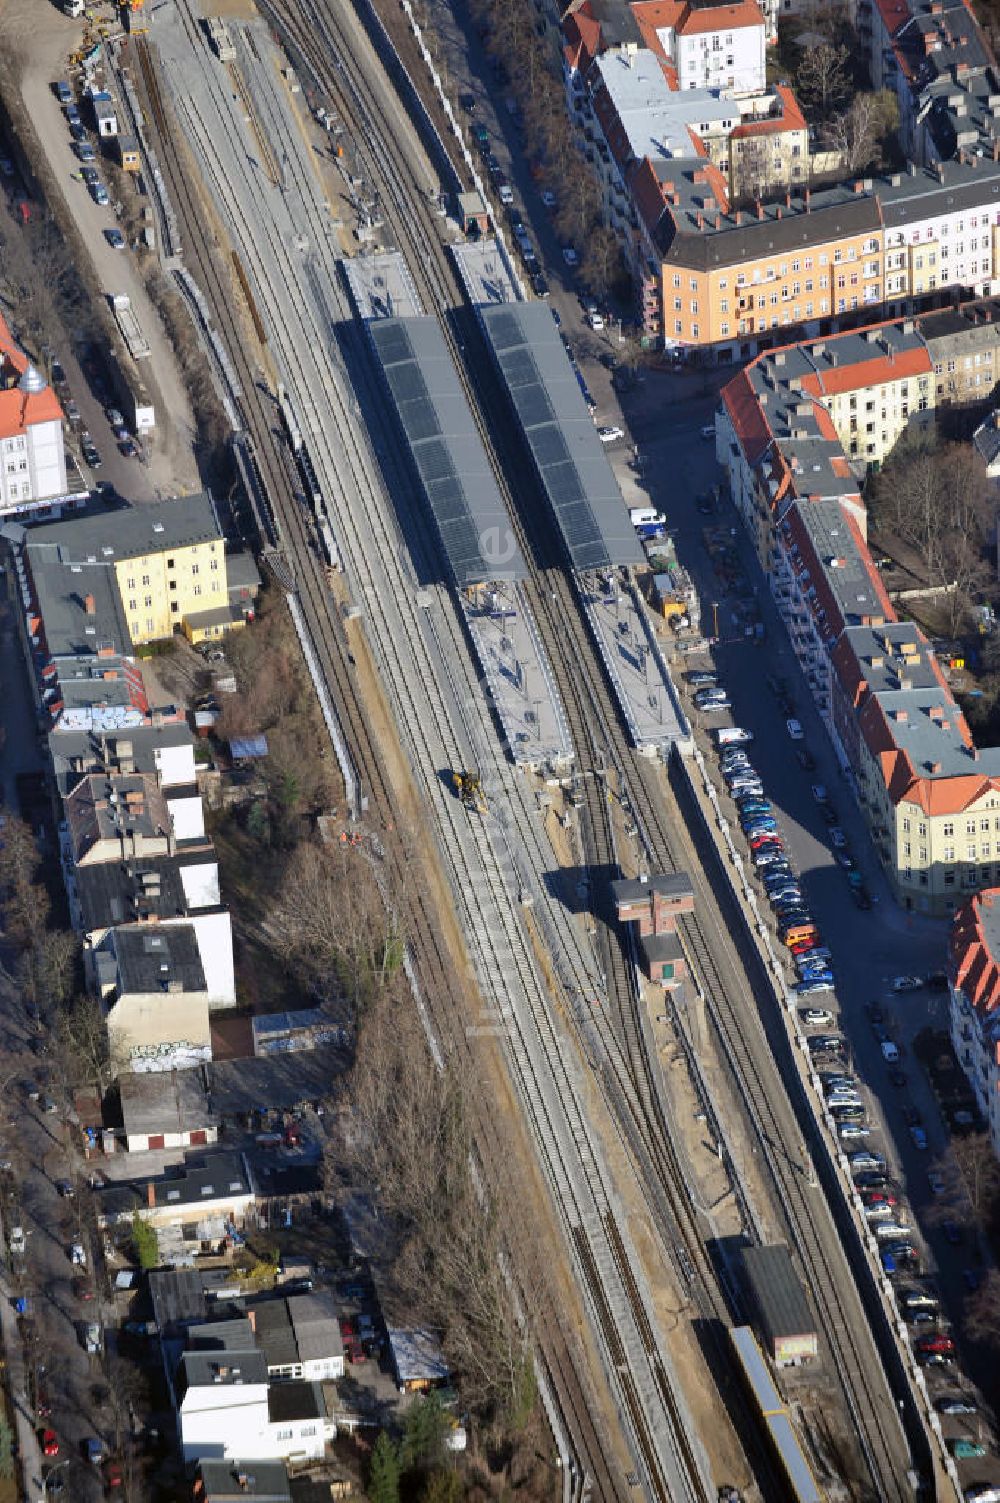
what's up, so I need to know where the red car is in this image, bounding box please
[750,834,783,851]
[917,1333,955,1354]
[103,1458,124,1491]
[862,1190,897,1206]
[338,1317,355,1341]
[41,1428,59,1457]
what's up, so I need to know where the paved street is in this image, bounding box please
[0,603,124,1502]
[618,368,1000,1424]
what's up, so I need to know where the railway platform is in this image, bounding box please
[580,572,692,755]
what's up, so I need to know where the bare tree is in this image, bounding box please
[873,436,994,621]
[51,993,129,1095]
[267,838,404,1014]
[339,984,534,1418]
[796,41,851,119]
[825,91,899,173]
[965,1267,1000,1349]
[0,814,51,950]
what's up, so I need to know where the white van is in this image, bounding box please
[629,507,666,529]
[714,726,753,746]
[881,1040,900,1064]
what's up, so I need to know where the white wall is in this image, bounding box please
[155,741,197,788]
[179,859,221,909]
[180,1385,269,1464]
[167,792,205,842]
[28,418,67,500]
[666,22,766,95]
[168,910,235,1008]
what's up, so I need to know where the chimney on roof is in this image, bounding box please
[929,759,942,773]
[736,209,743,225]
[715,213,721,229]
[697,210,703,229]
[785,188,791,209]
[994,140,1000,161]
[896,709,908,722]
[756,199,764,220]
[84,593,96,615]
[854,179,865,194]
[776,206,782,218]
[146,1181,156,1209]
[961,33,969,45]
[970,745,980,760]
[936,161,945,183]
[804,187,811,210]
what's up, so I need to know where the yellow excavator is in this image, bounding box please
[452,769,487,815]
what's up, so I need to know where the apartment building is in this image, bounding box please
[14,494,258,650]
[858,0,996,165]
[950,888,1000,1155]
[564,0,1000,357]
[637,0,768,96]
[718,313,1000,912]
[0,313,68,512]
[919,299,1000,401]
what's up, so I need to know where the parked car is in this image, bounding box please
[830,827,847,848]
[41,1429,59,1457]
[786,718,804,740]
[892,975,924,992]
[936,1395,977,1415]
[910,1125,928,1150]
[800,1008,834,1026]
[598,425,624,444]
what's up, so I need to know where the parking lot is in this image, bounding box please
[1,7,201,504]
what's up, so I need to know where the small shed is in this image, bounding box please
[387,1328,450,1392]
[740,1245,818,1367]
[116,134,141,172]
[91,91,119,138]
[640,930,686,987]
[456,190,489,236]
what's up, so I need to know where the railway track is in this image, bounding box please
[135,0,923,1493]
[134,13,681,1502]
[254,1,926,1496]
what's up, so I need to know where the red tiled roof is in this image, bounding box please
[730,84,807,139]
[631,0,765,39]
[952,889,1000,1014]
[721,367,772,458]
[0,312,62,438]
[799,344,932,399]
[630,156,671,237]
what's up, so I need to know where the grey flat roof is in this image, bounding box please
[480,302,644,571]
[368,316,526,586]
[24,493,222,561]
[740,1245,816,1342]
[51,721,193,795]
[267,1380,322,1423]
[766,1413,821,1503]
[612,873,694,903]
[205,1046,348,1117]
[27,546,131,659]
[76,856,191,932]
[197,1459,291,1503]
[113,922,206,996]
[288,1292,343,1363]
[387,1327,449,1384]
[149,1269,209,1331]
[120,1068,216,1138]
[181,1347,267,1390]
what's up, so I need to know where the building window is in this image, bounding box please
[944,845,955,862]
[192,564,200,576]
[918,823,927,837]
[128,598,137,611]
[146,617,154,633]
[193,585,202,597]
[967,820,976,835]
[142,574,150,586]
[126,576,135,589]
[144,594,152,607]
[210,559,219,572]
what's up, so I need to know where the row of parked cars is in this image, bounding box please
[702,680,835,998]
[700,675,994,1479]
[804,1023,991,1479]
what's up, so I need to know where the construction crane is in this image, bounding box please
[451,769,487,815]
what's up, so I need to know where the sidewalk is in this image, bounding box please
[0,1232,44,1502]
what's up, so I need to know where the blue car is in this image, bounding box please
[743,817,777,835]
[881,1249,897,1275]
[797,978,834,995]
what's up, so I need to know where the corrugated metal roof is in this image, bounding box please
[480,302,643,571]
[369,317,526,586]
[741,1244,817,1343]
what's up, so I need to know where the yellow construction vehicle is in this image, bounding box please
[452,769,487,815]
